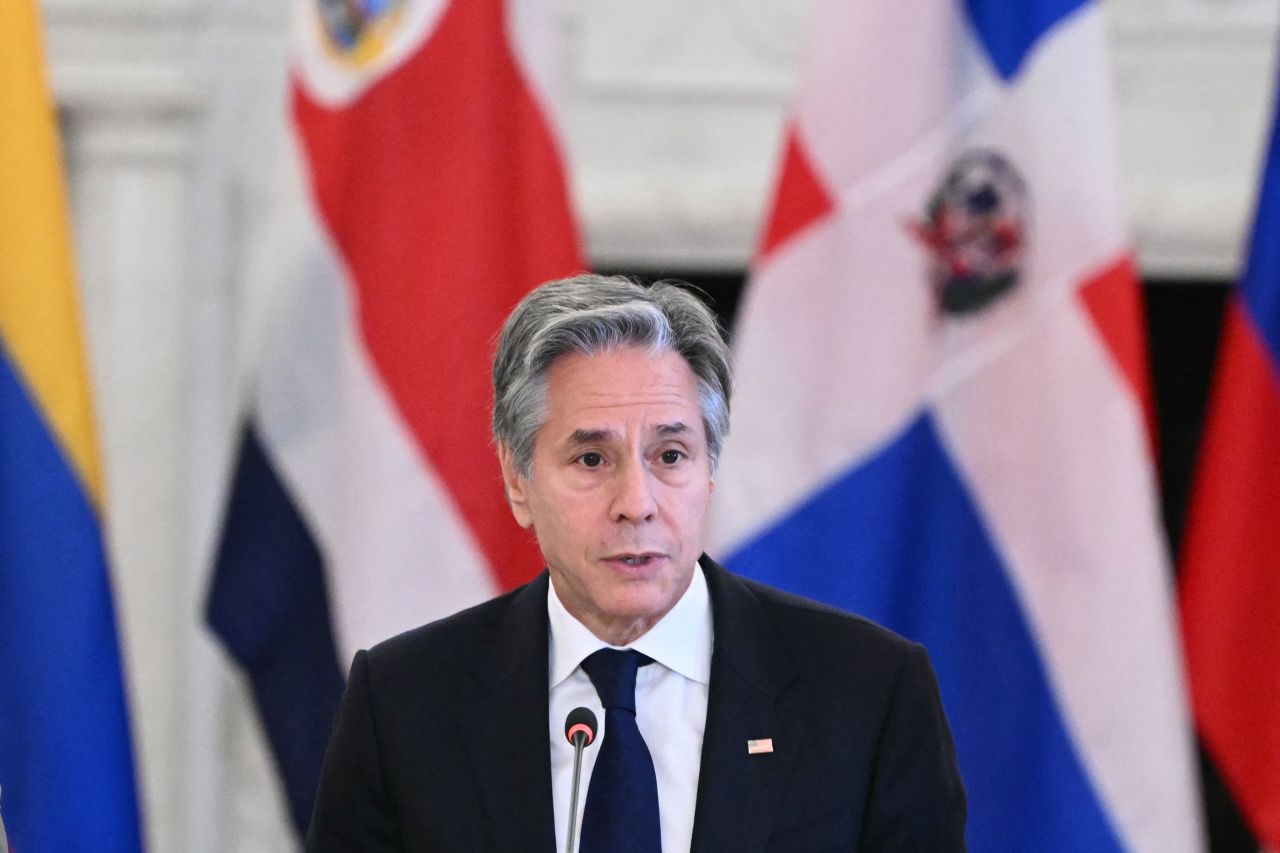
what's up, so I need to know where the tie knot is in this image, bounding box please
[580,648,651,713]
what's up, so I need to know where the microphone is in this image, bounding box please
[563,707,598,853]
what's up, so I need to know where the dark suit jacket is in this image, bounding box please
[307,557,967,852]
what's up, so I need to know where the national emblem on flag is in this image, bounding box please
[910,149,1029,315]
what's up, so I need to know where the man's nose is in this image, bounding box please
[610,458,657,522]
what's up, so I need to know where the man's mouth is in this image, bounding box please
[607,552,663,567]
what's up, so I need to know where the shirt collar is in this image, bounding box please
[547,561,713,689]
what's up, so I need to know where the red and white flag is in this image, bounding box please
[207,0,582,833]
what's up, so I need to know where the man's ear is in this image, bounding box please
[497,442,534,529]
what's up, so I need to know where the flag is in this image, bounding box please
[1178,53,1280,849]
[206,0,583,835]
[711,1,1203,849]
[0,2,143,850]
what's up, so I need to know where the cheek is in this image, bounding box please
[669,489,713,533]
[538,492,600,545]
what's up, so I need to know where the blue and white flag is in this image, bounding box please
[712,1,1204,850]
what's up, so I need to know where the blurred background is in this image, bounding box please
[10,0,1280,849]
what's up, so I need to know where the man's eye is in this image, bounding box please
[579,452,604,468]
[660,449,685,465]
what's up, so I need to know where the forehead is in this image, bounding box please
[541,347,703,432]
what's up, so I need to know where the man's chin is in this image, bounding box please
[595,582,685,629]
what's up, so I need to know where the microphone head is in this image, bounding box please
[564,706,598,746]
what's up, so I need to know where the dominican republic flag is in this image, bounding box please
[710,1,1204,850]
[0,1,143,850]
[1179,50,1280,850]
[206,0,583,834]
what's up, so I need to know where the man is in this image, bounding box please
[307,275,967,851]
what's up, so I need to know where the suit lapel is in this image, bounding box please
[454,561,800,852]
[458,572,557,853]
[690,558,802,853]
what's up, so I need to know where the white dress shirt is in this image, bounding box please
[548,563,714,853]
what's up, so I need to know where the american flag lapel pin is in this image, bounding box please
[747,738,774,755]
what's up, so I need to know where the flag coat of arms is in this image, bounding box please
[712,1,1204,850]
[207,0,582,834]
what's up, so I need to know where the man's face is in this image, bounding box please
[499,346,714,645]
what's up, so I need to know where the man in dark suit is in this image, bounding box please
[308,275,966,852]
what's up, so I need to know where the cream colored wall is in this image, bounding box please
[39,0,1279,849]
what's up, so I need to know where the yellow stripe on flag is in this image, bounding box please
[0,0,104,507]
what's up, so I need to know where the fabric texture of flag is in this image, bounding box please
[206,0,583,835]
[0,2,144,850]
[1178,51,1280,850]
[710,1,1203,850]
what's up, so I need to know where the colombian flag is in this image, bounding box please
[0,2,143,850]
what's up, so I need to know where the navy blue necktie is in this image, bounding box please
[578,649,661,853]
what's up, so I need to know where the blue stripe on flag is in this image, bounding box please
[963,0,1089,80]
[0,346,142,853]
[207,424,345,834]
[726,413,1123,851]
[1240,69,1280,367]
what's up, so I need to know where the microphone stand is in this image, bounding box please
[562,707,596,853]
[566,728,588,853]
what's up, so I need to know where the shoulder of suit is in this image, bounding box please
[361,580,533,672]
[734,573,923,662]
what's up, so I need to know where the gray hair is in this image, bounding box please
[492,274,732,476]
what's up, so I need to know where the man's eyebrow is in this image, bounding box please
[564,423,690,445]
[567,428,615,446]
